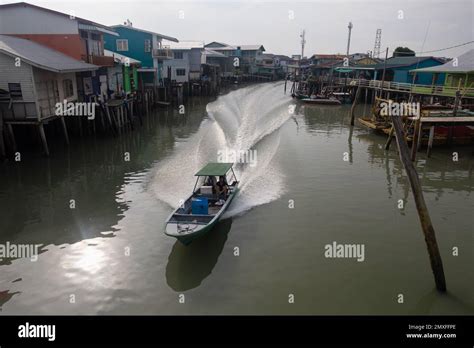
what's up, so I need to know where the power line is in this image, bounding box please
[392,40,474,56]
[418,40,474,54]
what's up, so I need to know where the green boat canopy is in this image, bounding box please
[195,163,234,176]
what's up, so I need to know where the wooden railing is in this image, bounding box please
[333,78,474,98]
[0,100,41,121]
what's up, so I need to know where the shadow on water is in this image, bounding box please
[165,218,233,292]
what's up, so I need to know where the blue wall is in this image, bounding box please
[104,27,153,68]
[392,59,445,85]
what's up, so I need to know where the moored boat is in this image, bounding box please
[331,92,352,104]
[291,91,310,99]
[164,162,239,245]
[301,97,342,105]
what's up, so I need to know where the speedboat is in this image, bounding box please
[164,162,239,245]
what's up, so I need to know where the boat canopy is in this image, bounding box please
[195,162,234,176]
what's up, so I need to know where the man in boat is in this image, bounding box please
[205,176,217,192]
[215,175,228,205]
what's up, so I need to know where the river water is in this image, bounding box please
[0,81,472,315]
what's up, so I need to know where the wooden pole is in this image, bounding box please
[350,84,361,126]
[7,123,16,152]
[391,115,447,292]
[448,90,461,145]
[60,116,70,145]
[411,118,421,161]
[384,126,394,150]
[426,125,435,157]
[0,112,5,158]
[38,123,50,156]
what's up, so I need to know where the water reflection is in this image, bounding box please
[166,218,232,291]
[0,289,20,310]
[412,289,474,314]
[358,132,474,196]
[301,104,350,134]
[0,99,210,259]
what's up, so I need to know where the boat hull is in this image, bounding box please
[301,98,342,105]
[164,187,238,245]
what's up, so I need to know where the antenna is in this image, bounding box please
[300,30,306,59]
[373,29,382,58]
[346,22,353,56]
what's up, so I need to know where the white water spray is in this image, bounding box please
[152,81,293,217]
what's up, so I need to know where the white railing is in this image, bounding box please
[153,48,173,59]
[333,78,474,98]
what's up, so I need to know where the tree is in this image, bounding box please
[393,47,415,57]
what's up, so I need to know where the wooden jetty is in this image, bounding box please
[356,96,474,157]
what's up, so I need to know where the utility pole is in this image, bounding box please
[346,22,353,56]
[300,30,306,59]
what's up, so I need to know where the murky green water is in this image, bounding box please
[0,82,473,314]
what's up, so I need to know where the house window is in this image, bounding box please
[63,79,74,98]
[176,69,186,76]
[91,33,100,41]
[116,39,128,51]
[8,83,22,100]
[174,51,183,59]
[80,31,88,39]
[144,39,151,52]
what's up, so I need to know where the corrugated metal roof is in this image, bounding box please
[311,54,347,60]
[206,45,236,51]
[111,25,178,43]
[104,49,141,65]
[0,35,98,73]
[204,48,226,58]
[374,56,444,69]
[0,2,118,35]
[239,45,265,51]
[411,49,474,73]
[203,43,265,51]
[78,23,119,36]
[164,40,204,50]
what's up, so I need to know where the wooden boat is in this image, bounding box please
[164,162,239,245]
[291,92,309,100]
[301,97,342,105]
[331,92,352,104]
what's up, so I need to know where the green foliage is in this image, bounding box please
[393,47,415,57]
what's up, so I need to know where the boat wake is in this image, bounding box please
[151,81,293,218]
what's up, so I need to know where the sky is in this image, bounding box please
[2,0,473,58]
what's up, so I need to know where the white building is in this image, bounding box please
[0,34,97,120]
[162,41,204,83]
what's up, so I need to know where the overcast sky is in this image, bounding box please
[3,0,473,58]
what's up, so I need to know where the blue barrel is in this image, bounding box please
[192,197,208,215]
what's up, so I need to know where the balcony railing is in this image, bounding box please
[153,48,173,60]
[333,78,474,98]
[82,54,115,67]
